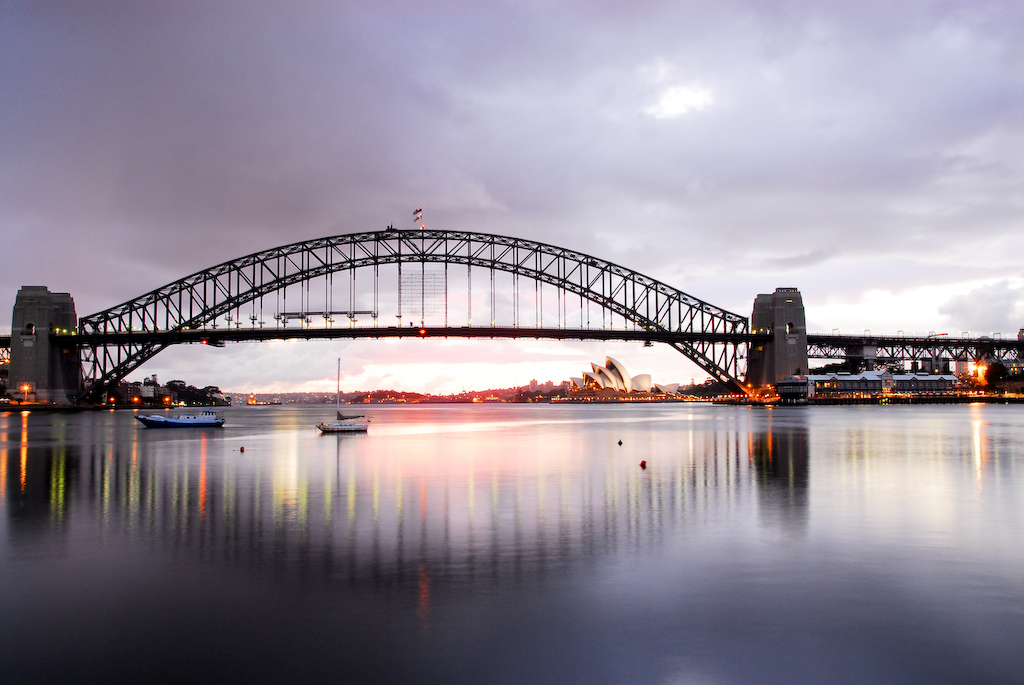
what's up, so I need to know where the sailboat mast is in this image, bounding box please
[336,357,341,414]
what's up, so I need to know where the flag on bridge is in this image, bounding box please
[413,206,422,215]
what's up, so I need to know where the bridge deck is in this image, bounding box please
[807,333,1024,347]
[60,326,766,346]
[806,333,1024,359]
[24,330,1021,351]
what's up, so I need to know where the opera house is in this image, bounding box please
[570,357,680,395]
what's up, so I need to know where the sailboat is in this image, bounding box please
[317,358,369,434]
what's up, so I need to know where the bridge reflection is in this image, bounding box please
[1,409,812,589]
[750,410,810,526]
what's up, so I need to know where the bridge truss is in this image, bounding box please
[73,228,750,401]
[807,334,1024,370]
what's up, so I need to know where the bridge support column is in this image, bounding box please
[746,287,809,388]
[8,286,83,404]
[849,344,877,373]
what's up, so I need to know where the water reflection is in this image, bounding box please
[970,403,989,494]
[1,415,76,540]
[3,405,1024,682]
[750,408,810,526]
[0,407,799,585]
[0,404,1015,587]
[0,424,6,502]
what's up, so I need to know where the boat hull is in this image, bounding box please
[317,421,368,433]
[135,414,225,428]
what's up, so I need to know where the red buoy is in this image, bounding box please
[640,460,647,469]
[240,446,245,453]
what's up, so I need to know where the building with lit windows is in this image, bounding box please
[776,370,960,402]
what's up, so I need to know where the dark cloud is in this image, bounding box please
[3,0,1023,386]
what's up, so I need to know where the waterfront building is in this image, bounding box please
[118,381,142,403]
[777,371,960,402]
[1007,328,1024,375]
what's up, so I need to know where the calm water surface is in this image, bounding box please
[1,403,1022,683]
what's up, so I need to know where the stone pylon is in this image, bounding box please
[746,287,809,388]
[8,286,83,404]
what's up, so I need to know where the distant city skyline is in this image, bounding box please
[3,1,1022,394]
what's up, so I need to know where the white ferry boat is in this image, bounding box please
[135,409,225,428]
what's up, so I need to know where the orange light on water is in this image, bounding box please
[417,562,430,634]
[199,434,208,520]
[20,413,28,493]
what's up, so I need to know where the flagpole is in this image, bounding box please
[413,205,425,325]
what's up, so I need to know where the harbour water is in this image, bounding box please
[1,403,1022,683]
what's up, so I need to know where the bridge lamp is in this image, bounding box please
[418,328,427,336]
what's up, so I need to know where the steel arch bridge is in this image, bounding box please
[70,227,752,401]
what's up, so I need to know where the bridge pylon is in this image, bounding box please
[746,287,809,388]
[7,286,83,404]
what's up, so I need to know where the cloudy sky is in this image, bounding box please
[2,1,1023,393]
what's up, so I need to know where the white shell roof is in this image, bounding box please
[605,357,632,393]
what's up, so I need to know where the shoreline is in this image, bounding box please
[5,394,1023,413]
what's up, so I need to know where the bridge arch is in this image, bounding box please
[76,228,749,401]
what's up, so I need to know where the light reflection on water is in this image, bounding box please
[1,403,1023,683]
